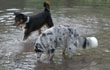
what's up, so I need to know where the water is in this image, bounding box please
[0,0,110,70]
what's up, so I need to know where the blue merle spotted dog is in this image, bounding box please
[34,25,98,63]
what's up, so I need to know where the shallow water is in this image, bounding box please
[0,0,110,70]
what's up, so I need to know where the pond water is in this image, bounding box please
[0,0,110,70]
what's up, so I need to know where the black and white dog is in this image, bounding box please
[34,25,98,63]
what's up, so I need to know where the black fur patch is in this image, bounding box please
[59,38,62,41]
[68,28,73,34]
[34,48,43,53]
[47,32,53,35]
[54,40,57,48]
[35,43,43,53]
[69,48,71,50]
[42,33,46,37]
[83,38,87,49]
[74,42,77,47]
[50,49,55,53]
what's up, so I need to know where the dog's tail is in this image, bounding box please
[44,1,50,12]
[87,37,98,48]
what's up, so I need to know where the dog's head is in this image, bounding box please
[13,12,27,27]
[34,43,43,53]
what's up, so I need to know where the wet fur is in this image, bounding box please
[34,25,79,63]
[14,1,54,40]
[34,25,98,63]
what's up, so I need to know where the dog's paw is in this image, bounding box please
[39,53,50,63]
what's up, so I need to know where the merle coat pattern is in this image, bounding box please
[34,25,79,62]
[34,25,98,63]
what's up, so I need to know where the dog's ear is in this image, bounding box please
[34,43,43,53]
[14,12,24,16]
[14,12,26,19]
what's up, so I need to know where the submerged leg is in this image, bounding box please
[67,45,76,59]
[48,49,55,61]
[63,47,66,56]
[37,53,42,60]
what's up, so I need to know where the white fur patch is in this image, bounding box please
[87,37,98,48]
[40,53,49,63]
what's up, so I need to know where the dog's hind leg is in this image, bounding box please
[45,24,50,28]
[62,47,67,59]
[38,28,41,35]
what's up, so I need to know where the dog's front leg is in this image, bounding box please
[68,51,73,59]
[67,45,76,59]
[62,47,66,56]
[37,53,42,60]
[39,51,54,64]
[62,47,67,59]
[48,49,55,62]
[49,52,54,61]
[23,29,32,40]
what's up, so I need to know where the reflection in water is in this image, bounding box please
[0,0,110,70]
[0,0,25,9]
